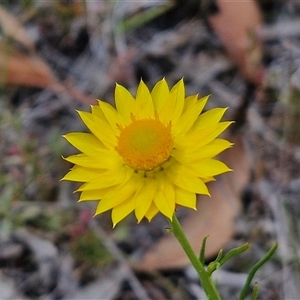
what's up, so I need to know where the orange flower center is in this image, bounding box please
[116,118,173,171]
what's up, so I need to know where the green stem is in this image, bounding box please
[238,243,278,300]
[168,214,221,300]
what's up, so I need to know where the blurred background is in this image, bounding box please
[1,0,300,299]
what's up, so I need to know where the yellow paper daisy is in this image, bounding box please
[62,78,232,227]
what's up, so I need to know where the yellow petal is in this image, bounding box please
[161,180,176,212]
[115,83,135,124]
[190,107,228,132]
[175,124,218,149]
[188,139,232,161]
[190,159,232,177]
[76,166,133,191]
[182,94,198,112]
[194,121,233,148]
[63,132,105,154]
[170,171,210,196]
[175,187,197,209]
[77,111,116,149]
[98,100,123,134]
[64,153,99,168]
[134,178,157,222]
[135,80,155,119]
[75,179,115,191]
[145,202,159,221]
[173,95,209,136]
[171,162,202,178]
[151,78,169,111]
[63,151,122,169]
[78,188,111,201]
[153,189,174,220]
[177,121,233,150]
[158,78,184,124]
[91,104,106,121]
[94,180,136,215]
[202,177,215,183]
[61,166,105,182]
[112,195,136,227]
[173,139,232,164]
[154,173,175,219]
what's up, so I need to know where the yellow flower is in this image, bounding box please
[62,78,232,227]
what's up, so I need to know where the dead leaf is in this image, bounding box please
[0,43,56,88]
[0,6,95,105]
[0,43,96,105]
[0,6,55,89]
[0,6,35,51]
[132,133,250,270]
[208,0,264,85]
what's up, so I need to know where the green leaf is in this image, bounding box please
[220,243,250,266]
[251,283,259,300]
[239,243,278,300]
[199,235,209,264]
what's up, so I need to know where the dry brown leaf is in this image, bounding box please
[0,43,56,88]
[0,6,56,89]
[0,44,96,105]
[0,7,98,105]
[0,6,35,51]
[0,6,54,89]
[133,133,250,270]
[208,0,264,85]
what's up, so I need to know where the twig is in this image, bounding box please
[260,20,300,41]
[248,105,300,163]
[89,219,151,300]
[257,180,300,299]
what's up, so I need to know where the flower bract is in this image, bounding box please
[62,78,232,227]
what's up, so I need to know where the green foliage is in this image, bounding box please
[238,243,278,300]
[121,2,175,32]
[169,214,278,300]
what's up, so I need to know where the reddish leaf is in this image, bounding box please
[0,44,55,88]
[208,0,264,85]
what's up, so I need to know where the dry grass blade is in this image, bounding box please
[0,5,34,51]
[68,266,126,300]
[89,220,151,300]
